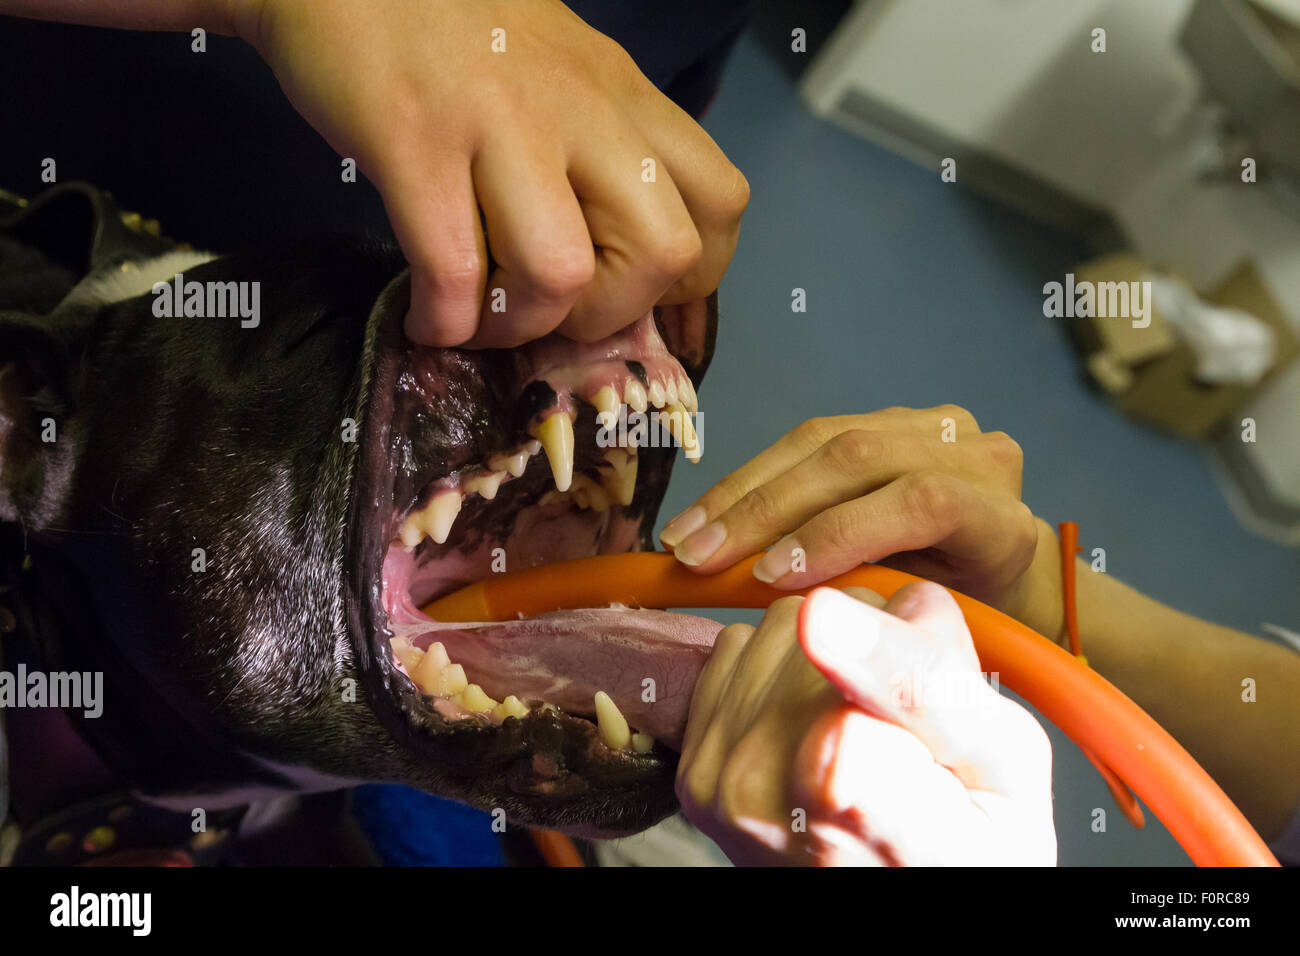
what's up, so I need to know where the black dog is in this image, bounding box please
[0,183,719,855]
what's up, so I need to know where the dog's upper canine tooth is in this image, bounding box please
[624,380,648,413]
[464,469,506,501]
[535,412,575,493]
[594,691,631,750]
[647,381,666,408]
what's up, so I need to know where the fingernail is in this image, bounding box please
[660,506,707,549]
[753,535,801,584]
[674,521,727,566]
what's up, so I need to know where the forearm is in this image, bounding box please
[1011,519,1300,839]
[0,0,259,38]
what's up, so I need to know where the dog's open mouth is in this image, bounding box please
[348,282,721,819]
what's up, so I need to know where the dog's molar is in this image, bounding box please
[391,638,423,674]
[455,683,498,713]
[492,695,530,721]
[431,662,469,698]
[411,641,451,694]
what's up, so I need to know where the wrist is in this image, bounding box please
[999,518,1067,645]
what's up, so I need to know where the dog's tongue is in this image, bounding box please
[408,608,723,750]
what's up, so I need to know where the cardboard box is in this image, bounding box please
[1071,254,1299,438]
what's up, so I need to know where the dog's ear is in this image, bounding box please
[0,312,75,527]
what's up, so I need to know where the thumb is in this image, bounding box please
[797,585,1049,797]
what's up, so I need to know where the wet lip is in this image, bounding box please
[358,308,720,771]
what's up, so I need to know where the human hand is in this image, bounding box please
[676,584,1056,865]
[246,0,747,347]
[660,406,1063,635]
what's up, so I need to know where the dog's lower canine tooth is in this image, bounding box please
[493,695,529,720]
[456,683,498,713]
[594,691,631,750]
[624,380,648,413]
[631,733,654,754]
[411,641,451,694]
[535,412,575,493]
[602,449,637,506]
[420,489,463,545]
[464,469,506,501]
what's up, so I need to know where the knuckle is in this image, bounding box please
[714,622,755,655]
[425,258,484,302]
[790,416,835,450]
[518,246,595,302]
[647,227,704,278]
[717,165,751,219]
[825,429,885,476]
[736,484,787,529]
[712,475,753,509]
[596,35,643,83]
[901,472,961,533]
[983,431,1024,469]
[817,505,869,555]
[1012,500,1037,537]
[765,595,805,624]
[935,403,978,432]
